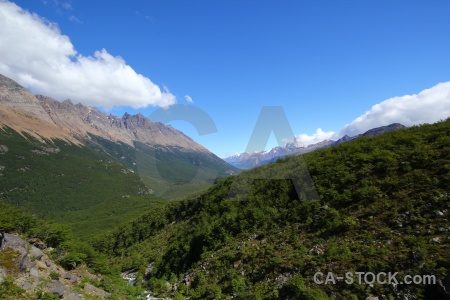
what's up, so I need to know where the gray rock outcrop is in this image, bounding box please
[2,233,30,271]
[30,246,44,260]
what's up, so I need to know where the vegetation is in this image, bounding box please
[93,118,450,299]
[2,118,450,299]
[0,127,167,239]
[85,133,239,198]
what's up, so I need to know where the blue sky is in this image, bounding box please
[1,0,450,157]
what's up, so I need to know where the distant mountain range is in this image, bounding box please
[0,73,237,197]
[225,123,406,169]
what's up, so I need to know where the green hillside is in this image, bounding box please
[85,133,239,199]
[0,124,237,238]
[91,119,450,299]
[0,127,165,238]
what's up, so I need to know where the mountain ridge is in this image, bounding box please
[226,123,407,169]
[0,73,214,155]
[0,73,238,198]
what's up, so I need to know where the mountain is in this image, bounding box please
[36,95,209,152]
[225,123,406,169]
[331,123,407,146]
[0,73,215,153]
[0,73,238,198]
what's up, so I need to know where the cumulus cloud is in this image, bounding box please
[290,82,450,147]
[184,95,194,103]
[0,1,176,109]
[290,128,336,147]
[339,82,450,137]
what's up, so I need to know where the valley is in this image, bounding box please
[1,74,449,298]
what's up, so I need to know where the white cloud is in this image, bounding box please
[291,128,336,147]
[339,82,450,137]
[184,95,194,103]
[0,1,176,109]
[290,82,450,147]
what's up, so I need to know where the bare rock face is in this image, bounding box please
[0,73,225,167]
[36,94,209,152]
[0,74,54,124]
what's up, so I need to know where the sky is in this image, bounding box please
[1,0,450,157]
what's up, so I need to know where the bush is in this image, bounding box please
[49,270,60,280]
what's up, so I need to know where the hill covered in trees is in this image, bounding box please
[2,118,450,299]
[93,118,450,299]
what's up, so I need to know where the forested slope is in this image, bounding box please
[0,126,164,238]
[95,119,450,299]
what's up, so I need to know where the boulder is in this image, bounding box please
[29,267,40,278]
[2,233,30,271]
[51,280,67,298]
[30,246,44,260]
[63,272,78,284]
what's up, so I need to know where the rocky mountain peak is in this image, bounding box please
[0,73,211,154]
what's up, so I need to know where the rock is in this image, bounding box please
[366,296,379,300]
[30,246,44,260]
[50,280,67,298]
[64,291,82,300]
[45,260,52,267]
[22,281,34,292]
[429,237,441,244]
[64,272,78,284]
[29,238,47,249]
[29,267,40,278]
[84,283,109,298]
[0,145,8,154]
[436,211,445,217]
[2,233,30,271]
[144,262,154,278]
[309,244,324,255]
